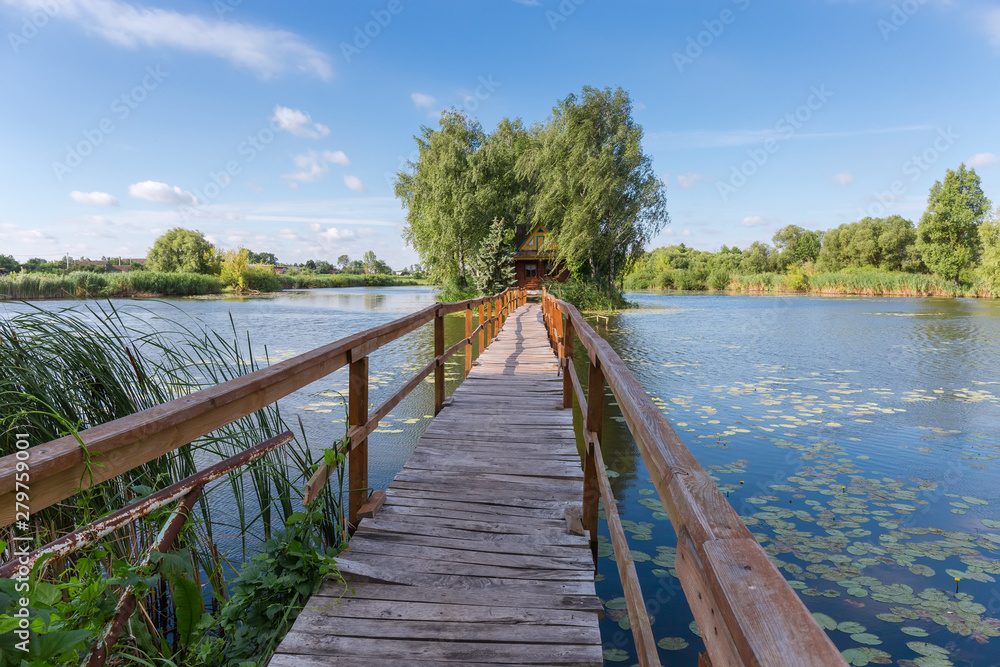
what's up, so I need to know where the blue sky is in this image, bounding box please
[1,0,998,268]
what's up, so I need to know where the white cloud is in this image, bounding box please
[410,93,437,109]
[282,150,350,183]
[968,153,998,169]
[5,0,332,80]
[831,172,855,186]
[676,173,713,189]
[741,216,769,228]
[270,105,330,139]
[512,0,540,5]
[308,224,356,242]
[128,181,198,206]
[69,190,119,206]
[343,175,366,192]
[681,229,692,237]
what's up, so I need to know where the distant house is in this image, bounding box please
[274,266,288,275]
[513,222,569,290]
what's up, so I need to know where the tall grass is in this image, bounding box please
[0,301,346,663]
[278,273,419,289]
[543,279,631,311]
[0,271,221,300]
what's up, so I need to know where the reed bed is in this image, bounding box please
[0,301,345,665]
[277,273,419,289]
[0,272,222,300]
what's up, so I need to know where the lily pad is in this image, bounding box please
[657,637,689,651]
[602,648,629,662]
[812,612,837,631]
[901,627,928,637]
[851,632,882,645]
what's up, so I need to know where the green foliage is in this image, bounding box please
[147,228,216,274]
[396,87,667,298]
[247,251,278,265]
[0,254,18,272]
[396,110,490,282]
[543,279,630,311]
[520,86,668,289]
[772,225,822,269]
[976,207,1000,296]
[436,276,480,303]
[471,218,515,296]
[243,267,283,292]
[818,216,918,272]
[917,164,992,282]
[784,264,810,291]
[220,247,251,291]
[276,273,418,289]
[0,271,221,300]
[196,508,340,667]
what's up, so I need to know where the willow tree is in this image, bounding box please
[518,86,668,289]
[917,164,992,283]
[394,110,487,284]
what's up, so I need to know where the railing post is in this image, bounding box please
[464,303,473,379]
[434,307,445,415]
[562,316,574,409]
[349,353,369,530]
[583,354,604,565]
[478,300,485,352]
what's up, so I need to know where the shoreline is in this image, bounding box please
[626,286,996,299]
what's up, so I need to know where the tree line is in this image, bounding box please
[394,86,668,294]
[627,164,999,294]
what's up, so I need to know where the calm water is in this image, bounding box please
[594,293,1000,666]
[4,289,999,665]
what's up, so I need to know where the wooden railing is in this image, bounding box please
[0,287,526,529]
[541,291,846,667]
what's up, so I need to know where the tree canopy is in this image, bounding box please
[147,228,215,274]
[395,86,668,290]
[917,164,992,282]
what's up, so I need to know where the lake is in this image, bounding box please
[4,288,999,666]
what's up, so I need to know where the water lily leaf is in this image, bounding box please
[602,648,629,662]
[812,612,837,631]
[657,637,689,651]
[689,620,701,637]
[851,632,882,645]
[901,627,928,637]
[906,642,949,657]
[605,597,627,610]
[838,621,866,634]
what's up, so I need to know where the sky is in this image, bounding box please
[1,0,999,269]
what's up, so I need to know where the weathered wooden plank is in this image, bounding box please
[274,635,603,664]
[275,302,601,664]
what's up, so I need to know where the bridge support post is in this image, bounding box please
[434,307,445,415]
[583,355,604,566]
[464,304,473,378]
[562,316,574,409]
[349,354,369,531]
[479,301,485,353]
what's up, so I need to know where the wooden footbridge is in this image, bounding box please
[0,288,845,666]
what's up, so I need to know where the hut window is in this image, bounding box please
[525,264,537,278]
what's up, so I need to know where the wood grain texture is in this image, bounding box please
[274,303,602,666]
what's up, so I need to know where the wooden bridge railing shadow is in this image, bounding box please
[541,289,846,667]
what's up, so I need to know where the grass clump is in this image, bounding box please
[543,279,631,311]
[0,271,221,300]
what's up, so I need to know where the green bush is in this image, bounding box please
[243,267,283,292]
[543,279,630,311]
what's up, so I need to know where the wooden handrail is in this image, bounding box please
[0,287,526,528]
[542,290,845,667]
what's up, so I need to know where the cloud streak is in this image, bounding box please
[4,0,332,80]
[70,190,119,206]
[271,105,330,138]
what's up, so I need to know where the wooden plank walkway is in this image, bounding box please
[271,303,603,666]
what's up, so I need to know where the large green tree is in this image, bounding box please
[147,228,215,274]
[395,110,488,283]
[772,225,822,269]
[817,216,917,272]
[917,164,992,283]
[518,86,668,289]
